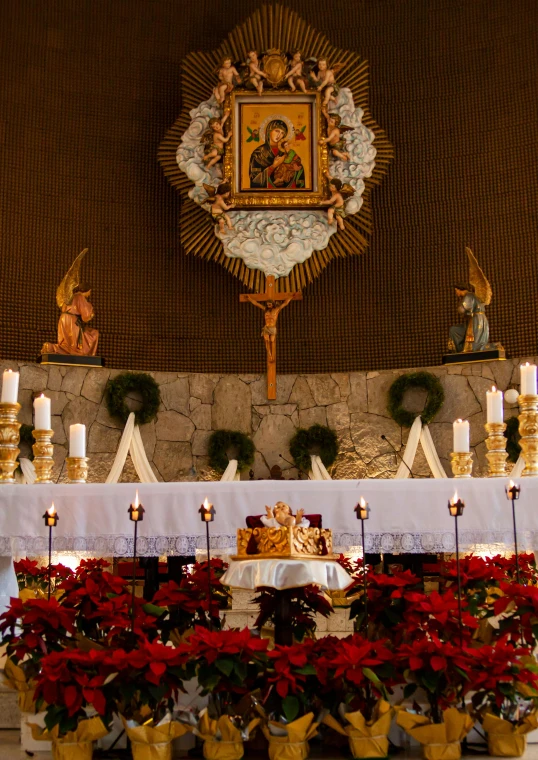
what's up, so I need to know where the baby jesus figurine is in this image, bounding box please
[261,501,310,529]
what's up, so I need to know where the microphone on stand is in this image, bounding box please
[380,434,414,478]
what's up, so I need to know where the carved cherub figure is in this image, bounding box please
[311,58,345,107]
[203,181,234,232]
[284,51,307,93]
[262,502,309,528]
[213,56,242,104]
[320,171,355,230]
[246,50,268,95]
[319,110,352,161]
[202,109,231,168]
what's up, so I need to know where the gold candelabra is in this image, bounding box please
[0,402,21,484]
[32,429,55,484]
[518,394,538,477]
[66,456,89,484]
[484,422,508,477]
[450,451,473,478]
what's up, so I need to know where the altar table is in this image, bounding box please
[0,477,536,559]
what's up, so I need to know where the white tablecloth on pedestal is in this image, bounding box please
[0,477,536,558]
[220,558,353,591]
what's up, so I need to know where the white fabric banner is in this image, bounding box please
[309,454,332,481]
[106,412,157,484]
[394,417,447,479]
[220,459,240,482]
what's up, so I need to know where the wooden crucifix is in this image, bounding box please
[240,275,302,399]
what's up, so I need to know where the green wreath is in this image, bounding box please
[505,416,521,464]
[105,372,161,426]
[387,371,445,428]
[289,424,339,474]
[208,430,255,474]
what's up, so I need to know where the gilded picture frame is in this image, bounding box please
[223,90,329,209]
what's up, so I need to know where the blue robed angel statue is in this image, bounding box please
[448,248,493,353]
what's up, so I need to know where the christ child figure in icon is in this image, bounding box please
[246,50,268,95]
[321,171,355,230]
[213,57,242,104]
[203,182,234,232]
[313,58,343,107]
[245,294,293,362]
[202,109,231,168]
[284,51,307,93]
[319,110,351,161]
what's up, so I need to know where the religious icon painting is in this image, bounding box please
[159,4,393,294]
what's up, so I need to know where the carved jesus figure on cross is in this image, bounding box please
[240,275,302,399]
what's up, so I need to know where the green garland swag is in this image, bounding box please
[208,430,255,474]
[289,424,339,474]
[505,416,521,464]
[387,371,445,428]
[105,372,161,426]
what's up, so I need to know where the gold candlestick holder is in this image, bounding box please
[450,451,473,478]
[484,422,508,477]
[0,402,21,484]
[66,456,89,484]
[518,394,538,477]
[32,429,55,484]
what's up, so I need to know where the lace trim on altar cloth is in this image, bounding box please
[0,530,534,558]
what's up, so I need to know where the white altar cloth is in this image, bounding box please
[221,558,352,591]
[0,477,536,559]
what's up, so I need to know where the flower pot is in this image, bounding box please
[262,713,319,760]
[396,707,474,760]
[122,716,190,760]
[51,739,94,760]
[194,713,260,760]
[29,716,109,760]
[323,699,393,759]
[482,713,538,757]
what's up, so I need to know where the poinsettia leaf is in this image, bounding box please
[421,673,439,693]
[215,658,234,677]
[142,603,166,618]
[282,695,300,723]
[295,665,317,675]
[404,683,417,700]
[363,667,381,685]
[234,660,248,681]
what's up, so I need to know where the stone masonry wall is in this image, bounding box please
[1,357,533,482]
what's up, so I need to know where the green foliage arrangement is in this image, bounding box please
[289,423,339,474]
[387,371,445,428]
[505,416,522,464]
[208,430,255,473]
[105,372,161,425]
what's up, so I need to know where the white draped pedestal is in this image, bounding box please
[221,558,352,591]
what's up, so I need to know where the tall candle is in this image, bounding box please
[520,363,537,396]
[1,370,19,403]
[453,419,470,453]
[34,394,51,430]
[69,424,86,457]
[486,386,503,424]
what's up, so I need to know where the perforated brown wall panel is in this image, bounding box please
[1,0,536,373]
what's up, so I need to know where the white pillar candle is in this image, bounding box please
[453,419,470,453]
[34,394,51,430]
[1,370,19,403]
[69,424,86,458]
[486,386,503,424]
[520,363,537,396]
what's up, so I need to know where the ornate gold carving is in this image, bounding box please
[484,422,508,477]
[518,394,538,477]
[158,4,393,291]
[450,451,473,478]
[0,402,21,484]
[66,456,89,484]
[262,49,288,87]
[32,429,55,484]
[236,525,333,559]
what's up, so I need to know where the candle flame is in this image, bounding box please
[451,491,458,505]
[509,480,514,488]
[491,386,496,392]
[6,369,12,374]
[134,490,139,508]
[47,502,56,516]
[456,418,462,423]
[203,497,210,510]
[524,362,530,367]
[360,496,367,507]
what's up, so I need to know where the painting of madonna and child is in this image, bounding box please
[237,97,316,194]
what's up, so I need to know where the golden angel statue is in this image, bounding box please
[448,248,493,353]
[41,249,100,357]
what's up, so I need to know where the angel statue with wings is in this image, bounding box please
[41,249,100,357]
[448,248,493,354]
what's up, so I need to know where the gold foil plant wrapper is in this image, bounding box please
[396,707,474,760]
[482,711,538,757]
[30,715,109,760]
[2,656,36,713]
[261,712,319,760]
[121,714,191,760]
[190,710,261,760]
[322,699,394,759]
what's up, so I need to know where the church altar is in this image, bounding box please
[0,477,536,559]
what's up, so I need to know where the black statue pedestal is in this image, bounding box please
[442,346,506,365]
[39,354,104,368]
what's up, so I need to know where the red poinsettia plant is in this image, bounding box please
[14,558,73,595]
[403,589,479,643]
[261,638,322,723]
[253,584,333,642]
[489,581,538,647]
